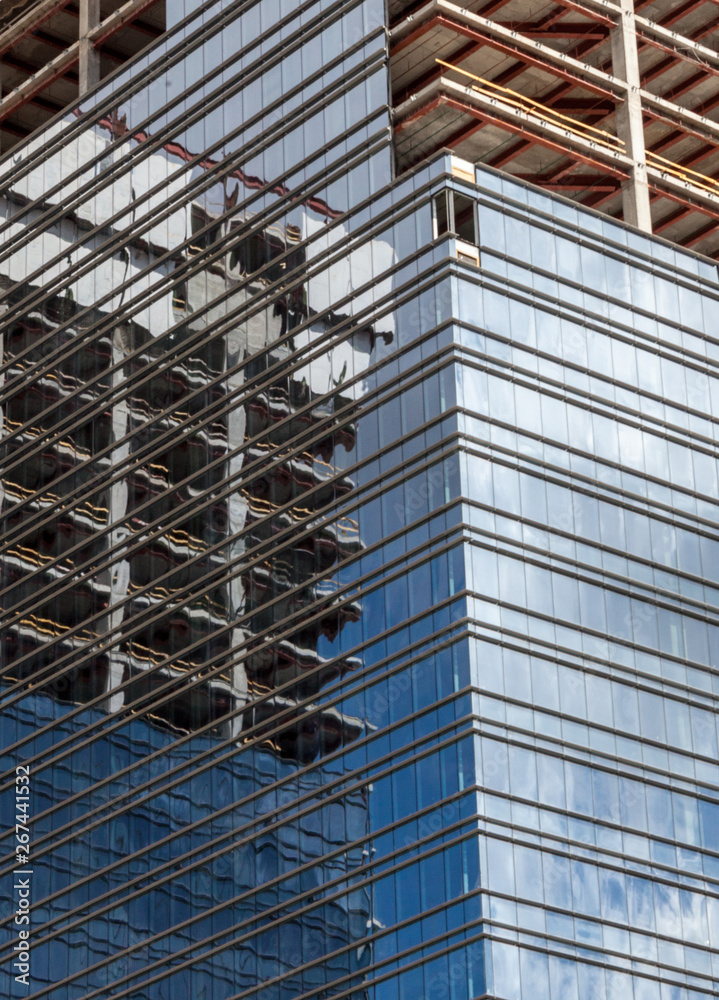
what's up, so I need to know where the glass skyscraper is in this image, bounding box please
[1,1,719,999]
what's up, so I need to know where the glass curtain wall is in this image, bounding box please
[0,3,481,998]
[456,167,719,1000]
[3,0,719,993]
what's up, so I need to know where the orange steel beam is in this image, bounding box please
[466,2,715,108]
[395,9,718,152]
[488,140,530,169]
[404,92,631,177]
[391,14,618,97]
[484,73,611,170]
[466,22,719,172]
[391,1,719,242]
[397,92,719,236]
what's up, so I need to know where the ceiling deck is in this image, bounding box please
[0,0,165,153]
[391,0,719,258]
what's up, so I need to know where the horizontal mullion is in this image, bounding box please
[0,477,465,798]
[469,681,719,798]
[0,0,347,232]
[478,811,719,899]
[468,610,719,732]
[0,726,475,958]
[0,444,461,720]
[454,284,719,436]
[481,914,715,991]
[21,819,483,1000]
[466,527,719,625]
[455,340,719,457]
[0,348,458,685]
[0,581,468,832]
[456,399,719,515]
[0,163,427,553]
[0,82,386,400]
[0,337,454,632]
[0,124,400,480]
[0,629,472,918]
[0,23,383,335]
[0,322,453,613]
[457,421,719,539]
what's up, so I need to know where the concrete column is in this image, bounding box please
[79,0,101,95]
[611,0,652,232]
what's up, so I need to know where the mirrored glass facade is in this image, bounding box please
[1,1,719,999]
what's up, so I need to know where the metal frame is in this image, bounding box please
[390,0,719,256]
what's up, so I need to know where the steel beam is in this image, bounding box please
[0,0,72,59]
[0,0,162,123]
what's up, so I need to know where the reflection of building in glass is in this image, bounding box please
[2,1,719,999]
[1,104,384,990]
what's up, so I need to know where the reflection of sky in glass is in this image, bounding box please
[2,0,719,991]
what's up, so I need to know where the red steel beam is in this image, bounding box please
[397,92,719,241]
[476,0,516,17]
[635,0,715,26]
[0,49,80,124]
[393,38,480,100]
[654,205,694,233]
[61,5,164,38]
[681,218,718,247]
[0,0,164,126]
[439,119,489,157]
[532,0,615,27]
[658,69,715,105]
[2,52,78,86]
[434,13,617,97]
[91,0,163,47]
[514,172,618,190]
[638,23,719,89]
[441,93,630,176]
[31,26,126,64]
[495,22,608,40]
[392,2,719,242]
[0,0,73,59]
[647,87,719,155]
